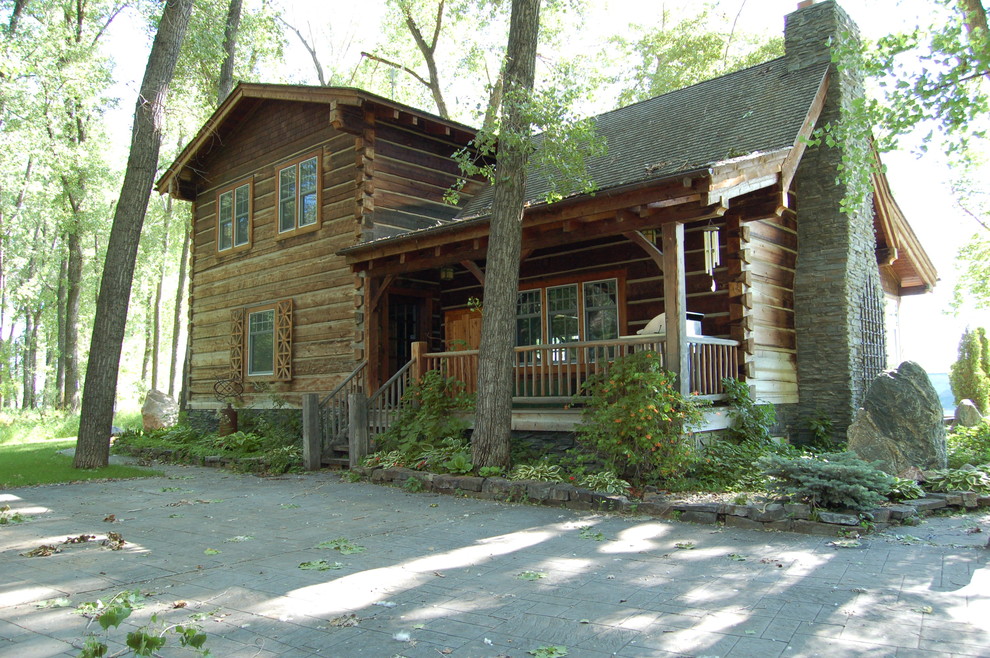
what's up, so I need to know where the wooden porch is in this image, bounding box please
[415,334,740,404]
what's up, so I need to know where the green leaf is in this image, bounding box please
[203,548,221,555]
[517,570,546,581]
[97,604,132,630]
[125,630,166,655]
[299,560,343,571]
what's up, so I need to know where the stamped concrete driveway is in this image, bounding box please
[1,463,988,657]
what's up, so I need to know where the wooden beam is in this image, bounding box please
[662,223,689,395]
[623,231,664,274]
[460,260,485,285]
[369,273,395,312]
[781,68,831,195]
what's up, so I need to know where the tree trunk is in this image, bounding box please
[56,255,67,408]
[21,309,35,409]
[958,0,990,83]
[471,0,541,469]
[75,0,193,469]
[169,219,190,397]
[400,1,449,118]
[63,229,83,410]
[142,290,153,383]
[217,0,243,103]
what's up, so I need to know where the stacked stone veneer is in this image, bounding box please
[787,1,886,442]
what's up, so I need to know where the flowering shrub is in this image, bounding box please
[575,351,706,486]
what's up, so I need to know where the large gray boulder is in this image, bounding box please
[847,361,947,475]
[142,389,178,431]
[955,399,983,428]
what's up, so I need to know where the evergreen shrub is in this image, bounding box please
[758,451,894,511]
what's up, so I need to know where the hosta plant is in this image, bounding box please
[925,467,990,494]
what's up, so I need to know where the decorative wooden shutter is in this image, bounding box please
[274,299,293,381]
[229,308,244,379]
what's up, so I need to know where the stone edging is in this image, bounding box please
[352,466,990,537]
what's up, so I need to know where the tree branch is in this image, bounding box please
[359,51,432,89]
[278,16,327,86]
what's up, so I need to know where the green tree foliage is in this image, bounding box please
[609,4,783,105]
[949,327,990,413]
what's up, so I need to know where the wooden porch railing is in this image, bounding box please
[318,360,367,453]
[368,358,415,434]
[421,335,739,401]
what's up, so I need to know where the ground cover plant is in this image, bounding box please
[0,412,159,488]
[113,422,303,475]
[947,421,990,468]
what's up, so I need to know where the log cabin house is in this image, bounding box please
[157,0,936,456]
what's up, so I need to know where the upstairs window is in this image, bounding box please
[278,152,321,236]
[217,180,252,252]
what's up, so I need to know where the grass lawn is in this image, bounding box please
[1,415,163,489]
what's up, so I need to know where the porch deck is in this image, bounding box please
[418,334,740,403]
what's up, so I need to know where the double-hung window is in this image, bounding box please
[278,152,320,236]
[231,301,293,381]
[247,309,275,376]
[216,180,252,252]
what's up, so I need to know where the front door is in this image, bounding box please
[387,294,424,378]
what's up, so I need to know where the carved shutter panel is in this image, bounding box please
[274,299,293,381]
[229,308,244,379]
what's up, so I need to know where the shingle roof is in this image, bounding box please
[458,57,830,219]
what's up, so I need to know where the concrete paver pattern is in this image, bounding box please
[1,464,988,657]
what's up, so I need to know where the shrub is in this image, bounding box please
[510,461,565,482]
[885,477,925,502]
[949,328,990,413]
[689,437,801,492]
[576,351,706,486]
[925,467,990,494]
[375,370,473,455]
[758,451,894,511]
[947,422,990,468]
[722,378,776,443]
[579,471,631,496]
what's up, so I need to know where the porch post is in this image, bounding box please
[348,391,369,469]
[662,222,690,395]
[301,393,322,471]
[411,340,428,380]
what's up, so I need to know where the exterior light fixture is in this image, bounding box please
[439,265,455,281]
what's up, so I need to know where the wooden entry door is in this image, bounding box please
[386,294,427,378]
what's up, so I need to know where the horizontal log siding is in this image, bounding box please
[372,121,482,235]
[186,101,360,409]
[747,214,798,404]
[439,218,732,343]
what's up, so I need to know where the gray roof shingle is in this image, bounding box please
[458,57,829,219]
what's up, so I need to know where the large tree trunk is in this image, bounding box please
[142,290,153,383]
[63,228,83,410]
[21,309,35,409]
[217,0,243,103]
[169,219,190,397]
[55,256,67,407]
[75,0,193,469]
[471,0,541,469]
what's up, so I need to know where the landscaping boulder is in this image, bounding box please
[955,400,983,427]
[847,361,947,475]
[141,389,178,431]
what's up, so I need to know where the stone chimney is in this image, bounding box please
[785,1,887,443]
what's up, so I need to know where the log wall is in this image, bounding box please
[186,102,360,408]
